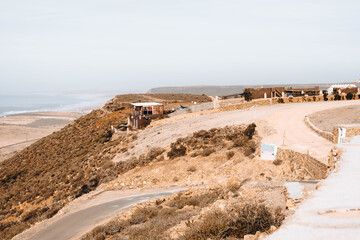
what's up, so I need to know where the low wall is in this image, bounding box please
[215,98,245,108]
[333,125,360,143]
[304,116,334,142]
[219,98,272,112]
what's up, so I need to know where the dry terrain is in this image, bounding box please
[4,95,360,240]
[0,94,213,240]
[0,112,82,161]
[114,100,360,164]
[308,105,360,132]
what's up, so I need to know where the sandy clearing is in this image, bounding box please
[114,100,360,164]
[308,105,360,132]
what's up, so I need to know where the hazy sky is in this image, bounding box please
[1,0,360,94]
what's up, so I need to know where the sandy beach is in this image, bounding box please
[0,111,82,161]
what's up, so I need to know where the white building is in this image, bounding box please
[327,84,357,95]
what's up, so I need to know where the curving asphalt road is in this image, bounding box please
[27,190,184,240]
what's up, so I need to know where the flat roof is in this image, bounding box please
[131,102,163,107]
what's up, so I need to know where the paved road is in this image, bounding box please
[267,136,360,240]
[28,190,183,240]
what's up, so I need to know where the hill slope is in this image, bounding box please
[0,93,213,240]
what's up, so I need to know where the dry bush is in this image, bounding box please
[187,166,197,172]
[273,159,283,166]
[232,135,247,147]
[200,148,215,157]
[226,151,235,159]
[146,147,165,161]
[244,123,256,139]
[167,190,224,210]
[227,182,241,193]
[183,204,284,239]
[276,149,327,180]
[190,151,199,158]
[83,219,128,240]
[129,206,161,224]
[167,144,187,159]
[167,124,258,162]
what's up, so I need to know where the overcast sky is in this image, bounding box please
[1,0,360,94]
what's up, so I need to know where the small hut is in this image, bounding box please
[128,102,164,129]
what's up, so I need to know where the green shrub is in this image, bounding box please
[346,92,354,100]
[323,92,328,101]
[243,89,252,102]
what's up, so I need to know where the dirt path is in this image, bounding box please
[115,100,360,164]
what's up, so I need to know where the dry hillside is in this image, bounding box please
[82,182,287,240]
[104,93,212,112]
[0,93,215,240]
[105,124,327,192]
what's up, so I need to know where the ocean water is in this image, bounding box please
[0,93,112,116]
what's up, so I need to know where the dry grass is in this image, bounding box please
[226,151,235,159]
[82,188,225,240]
[275,149,327,180]
[182,204,284,239]
[166,123,259,161]
[0,110,167,239]
[187,166,197,172]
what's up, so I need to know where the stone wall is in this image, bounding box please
[304,116,334,142]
